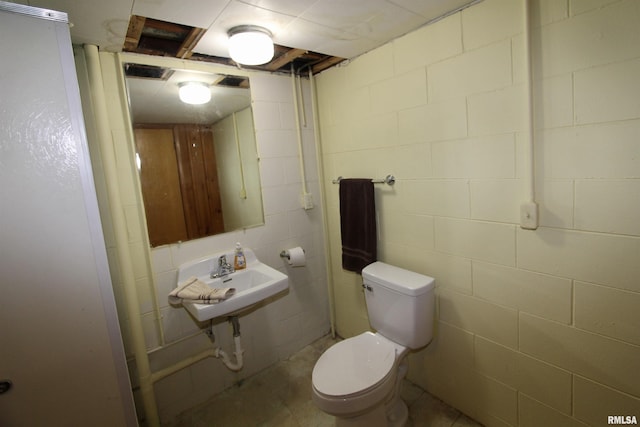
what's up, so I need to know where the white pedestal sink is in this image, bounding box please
[175,248,288,321]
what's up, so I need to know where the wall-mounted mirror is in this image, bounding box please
[124,62,264,247]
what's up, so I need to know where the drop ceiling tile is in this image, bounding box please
[279,17,378,58]
[389,0,478,20]
[236,0,318,17]
[193,30,230,58]
[194,1,296,57]
[29,0,133,51]
[132,0,230,30]
[298,0,386,28]
[298,0,424,42]
[315,33,381,59]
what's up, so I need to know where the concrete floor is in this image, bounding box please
[165,334,483,427]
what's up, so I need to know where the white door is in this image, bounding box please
[0,3,136,426]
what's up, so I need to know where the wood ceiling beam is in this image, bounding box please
[264,48,308,71]
[177,28,206,59]
[124,15,146,51]
[311,56,345,74]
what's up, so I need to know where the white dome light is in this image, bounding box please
[178,82,211,105]
[228,25,274,66]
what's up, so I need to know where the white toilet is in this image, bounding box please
[312,261,435,427]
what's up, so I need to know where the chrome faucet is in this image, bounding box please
[211,255,235,278]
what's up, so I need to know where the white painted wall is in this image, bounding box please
[316,0,640,425]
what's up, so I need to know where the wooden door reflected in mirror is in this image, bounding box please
[135,125,225,246]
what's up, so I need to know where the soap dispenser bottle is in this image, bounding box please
[234,242,246,270]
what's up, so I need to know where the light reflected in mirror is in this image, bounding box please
[124,63,264,247]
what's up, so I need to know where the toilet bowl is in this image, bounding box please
[311,262,435,427]
[312,331,411,426]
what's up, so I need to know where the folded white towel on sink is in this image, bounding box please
[169,276,236,305]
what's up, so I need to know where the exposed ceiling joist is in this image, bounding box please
[312,56,347,74]
[264,48,308,72]
[124,15,145,52]
[177,27,206,59]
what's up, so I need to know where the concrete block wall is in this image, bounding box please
[316,0,640,425]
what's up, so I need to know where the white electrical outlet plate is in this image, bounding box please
[302,193,314,210]
[520,202,538,230]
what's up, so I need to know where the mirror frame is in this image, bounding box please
[116,53,265,247]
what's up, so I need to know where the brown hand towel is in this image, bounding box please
[169,276,236,305]
[339,179,377,273]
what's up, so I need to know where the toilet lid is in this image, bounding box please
[312,332,396,397]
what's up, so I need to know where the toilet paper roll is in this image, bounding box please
[286,247,306,267]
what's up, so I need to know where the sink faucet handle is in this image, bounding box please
[220,255,233,268]
[211,254,235,278]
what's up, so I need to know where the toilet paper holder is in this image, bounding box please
[279,248,305,260]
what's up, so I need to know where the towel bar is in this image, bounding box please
[332,175,395,185]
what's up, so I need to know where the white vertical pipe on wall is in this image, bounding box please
[309,69,336,338]
[291,69,313,210]
[296,74,307,128]
[113,52,166,348]
[520,0,539,230]
[84,44,160,427]
[73,46,139,426]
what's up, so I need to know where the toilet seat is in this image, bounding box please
[312,332,401,417]
[313,331,396,397]
[312,332,402,419]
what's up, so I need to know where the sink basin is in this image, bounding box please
[175,248,288,321]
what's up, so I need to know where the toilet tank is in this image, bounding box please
[362,262,435,349]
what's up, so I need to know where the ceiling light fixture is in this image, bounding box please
[178,82,211,105]
[228,25,274,66]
